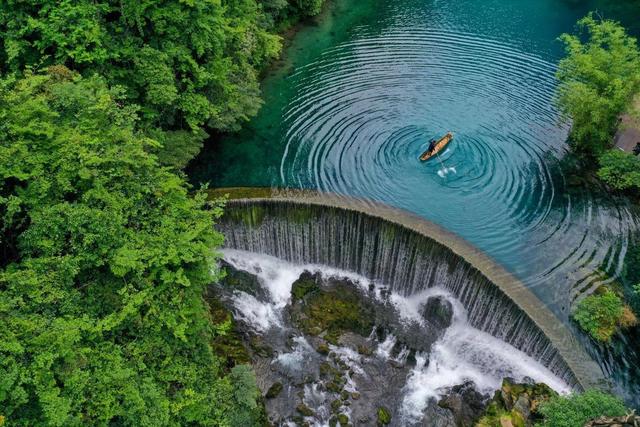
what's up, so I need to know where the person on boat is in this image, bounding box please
[427,138,437,154]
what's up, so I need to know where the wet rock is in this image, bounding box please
[296,403,315,417]
[219,260,267,299]
[377,406,392,425]
[265,382,283,399]
[437,381,488,426]
[250,336,274,358]
[337,413,349,426]
[476,378,557,427]
[289,276,375,344]
[422,403,457,427]
[421,296,454,330]
[291,271,321,300]
[316,342,330,355]
[585,413,640,426]
[357,344,373,355]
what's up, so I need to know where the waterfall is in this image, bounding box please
[218,198,604,390]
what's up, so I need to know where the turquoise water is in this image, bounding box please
[189,0,640,400]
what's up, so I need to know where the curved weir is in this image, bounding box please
[214,188,605,391]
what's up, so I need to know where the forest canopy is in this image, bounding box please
[556,13,640,156]
[0,0,323,168]
[0,68,263,426]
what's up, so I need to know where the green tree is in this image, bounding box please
[0,68,262,426]
[572,287,632,342]
[538,390,626,427]
[0,0,282,164]
[598,149,640,191]
[556,14,640,156]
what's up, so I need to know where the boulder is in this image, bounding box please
[584,413,640,426]
[291,271,321,300]
[422,296,454,330]
[437,381,488,426]
[219,260,267,299]
[476,378,557,427]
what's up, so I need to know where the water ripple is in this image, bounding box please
[276,25,635,315]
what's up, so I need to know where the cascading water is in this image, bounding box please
[220,249,571,425]
[218,198,604,391]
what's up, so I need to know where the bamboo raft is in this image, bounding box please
[419,132,453,161]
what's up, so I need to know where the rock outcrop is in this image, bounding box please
[437,381,489,426]
[585,413,640,427]
[476,378,557,427]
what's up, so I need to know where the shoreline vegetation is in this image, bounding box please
[0,1,639,426]
[555,14,640,347]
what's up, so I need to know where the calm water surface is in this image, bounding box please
[190,0,640,401]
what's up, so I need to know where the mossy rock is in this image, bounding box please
[316,342,330,355]
[331,399,342,412]
[291,272,321,300]
[250,337,275,358]
[337,413,349,426]
[377,406,391,425]
[293,281,375,344]
[296,403,315,417]
[477,409,525,427]
[477,378,557,426]
[206,297,251,367]
[265,382,283,399]
[219,261,262,296]
[357,344,372,355]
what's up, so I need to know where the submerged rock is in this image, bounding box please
[219,260,267,299]
[421,296,454,331]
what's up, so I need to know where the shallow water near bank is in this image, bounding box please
[219,249,570,425]
[189,0,640,404]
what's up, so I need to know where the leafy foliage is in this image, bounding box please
[572,287,637,342]
[538,390,627,427]
[1,0,281,132]
[598,149,640,191]
[556,14,640,156]
[0,68,262,426]
[0,0,332,168]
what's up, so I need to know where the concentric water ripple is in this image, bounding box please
[273,24,636,317]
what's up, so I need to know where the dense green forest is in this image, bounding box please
[0,0,325,425]
[1,0,324,169]
[556,14,640,191]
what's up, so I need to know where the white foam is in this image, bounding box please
[376,334,397,359]
[220,249,571,424]
[275,336,316,371]
[400,323,571,423]
[329,344,366,377]
[437,166,457,177]
[230,291,281,332]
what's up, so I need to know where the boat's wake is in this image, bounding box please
[437,166,456,178]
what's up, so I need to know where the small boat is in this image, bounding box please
[419,132,453,161]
